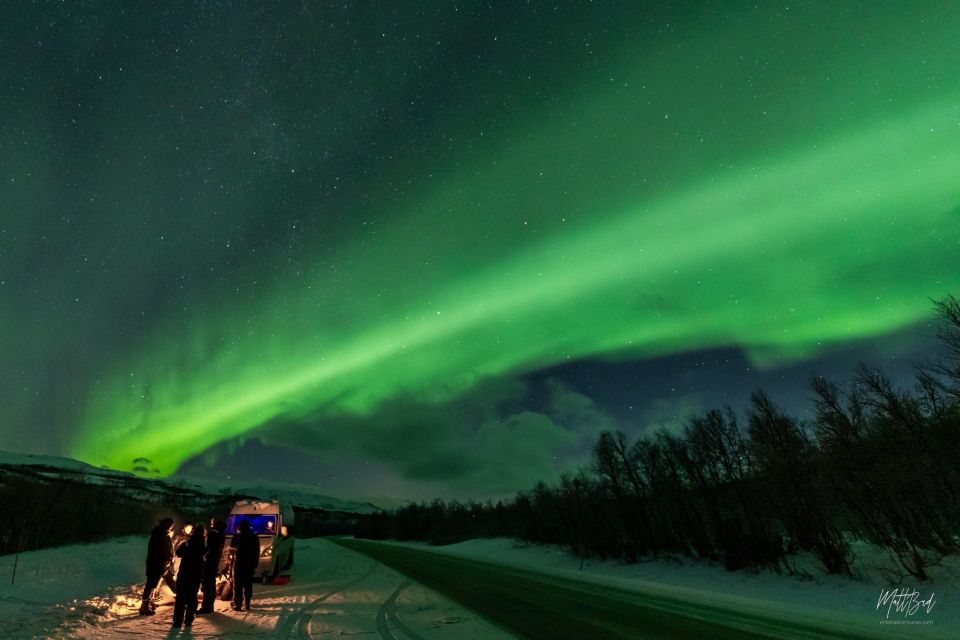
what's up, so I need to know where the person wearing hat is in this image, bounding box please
[139,517,174,616]
[197,518,226,614]
[230,519,260,611]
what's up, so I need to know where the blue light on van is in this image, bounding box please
[225,514,278,535]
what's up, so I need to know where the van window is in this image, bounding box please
[225,514,277,535]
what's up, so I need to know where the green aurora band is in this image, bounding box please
[70,5,960,474]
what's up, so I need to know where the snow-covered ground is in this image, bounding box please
[0,536,515,639]
[1,534,957,639]
[401,537,959,638]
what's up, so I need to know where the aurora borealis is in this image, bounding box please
[3,2,959,498]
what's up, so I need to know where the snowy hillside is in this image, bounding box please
[0,450,380,558]
[0,450,379,513]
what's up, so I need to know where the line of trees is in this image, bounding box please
[0,465,237,555]
[356,297,960,580]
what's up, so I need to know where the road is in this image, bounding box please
[335,538,910,640]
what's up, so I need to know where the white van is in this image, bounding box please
[222,500,295,583]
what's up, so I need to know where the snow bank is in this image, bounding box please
[0,536,145,638]
[385,537,960,638]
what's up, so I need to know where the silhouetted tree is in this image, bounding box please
[352,296,960,581]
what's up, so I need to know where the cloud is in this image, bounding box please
[543,378,619,443]
[638,393,706,437]
[195,375,626,499]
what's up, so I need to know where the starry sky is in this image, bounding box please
[2,2,959,501]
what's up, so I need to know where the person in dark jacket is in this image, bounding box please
[162,521,194,593]
[197,518,225,614]
[230,519,261,611]
[172,524,206,628]
[139,517,175,615]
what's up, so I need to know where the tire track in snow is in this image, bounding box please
[376,578,426,640]
[273,559,379,639]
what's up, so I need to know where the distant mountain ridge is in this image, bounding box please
[0,449,392,556]
[0,450,380,514]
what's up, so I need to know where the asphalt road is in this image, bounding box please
[334,538,895,640]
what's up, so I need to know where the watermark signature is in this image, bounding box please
[877,588,936,625]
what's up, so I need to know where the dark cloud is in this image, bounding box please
[180,376,625,499]
[174,322,950,501]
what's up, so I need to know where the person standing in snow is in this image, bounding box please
[161,520,194,594]
[198,518,225,614]
[230,519,260,611]
[139,517,175,615]
[172,524,206,629]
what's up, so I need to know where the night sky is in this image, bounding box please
[2,2,959,501]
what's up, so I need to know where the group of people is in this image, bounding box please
[139,517,262,629]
